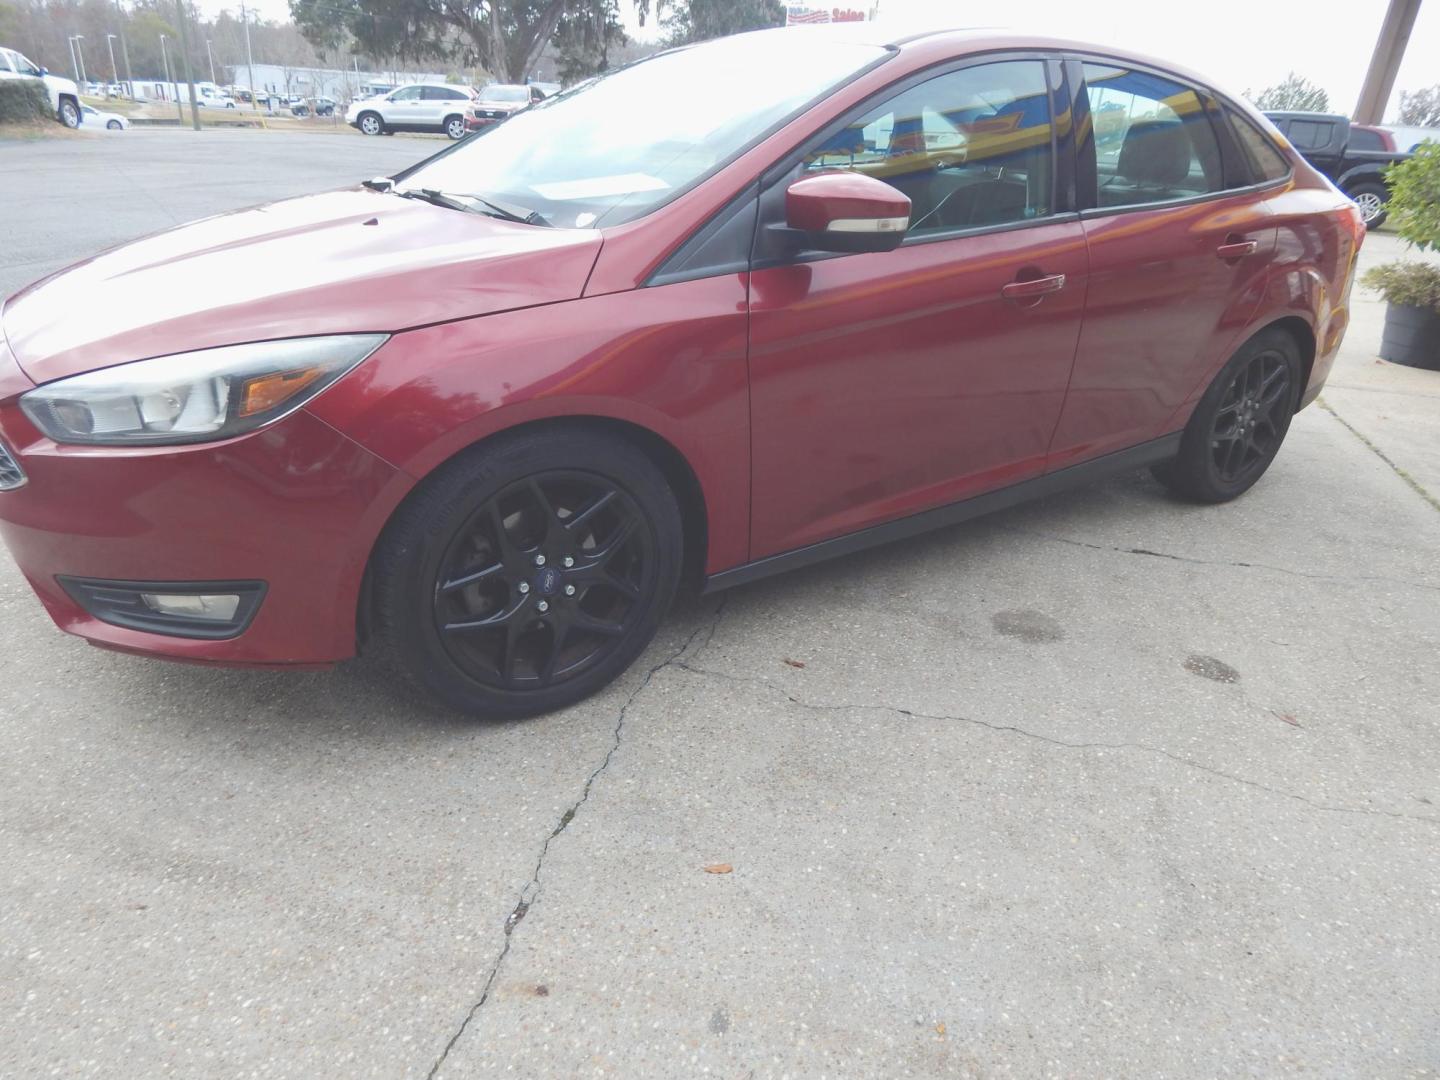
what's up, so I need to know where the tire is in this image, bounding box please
[357,111,384,136]
[106,119,122,130]
[367,427,683,719]
[1152,327,1303,503]
[1347,182,1388,229]
[444,114,466,140]
[58,97,80,129]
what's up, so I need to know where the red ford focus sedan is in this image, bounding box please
[0,27,1362,717]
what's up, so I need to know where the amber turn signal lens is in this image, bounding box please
[238,367,327,418]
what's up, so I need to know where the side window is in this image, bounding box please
[802,60,1055,235]
[1349,128,1384,152]
[1286,119,1333,151]
[1083,63,1223,207]
[391,86,422,101]
[1226,110,1291,182]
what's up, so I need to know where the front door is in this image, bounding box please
[747,57,1088,559]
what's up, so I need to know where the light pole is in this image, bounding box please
[160,33,182,123]
[74,35,87,88]
[105,34,118,94]
[206,39,216,85]
[66,36,79,84]
[240,2,256,110]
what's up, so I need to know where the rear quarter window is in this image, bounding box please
[1226,111,1291,182]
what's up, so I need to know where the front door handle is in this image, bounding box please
[1216,239,1258,260]
[1000,273,1066,301]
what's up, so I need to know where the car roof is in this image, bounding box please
[725,24,1251,103]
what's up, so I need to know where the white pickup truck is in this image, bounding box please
[0,45,82,127]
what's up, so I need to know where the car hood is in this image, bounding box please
[3,188,602,383]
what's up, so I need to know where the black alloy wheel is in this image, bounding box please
[1208,347,1292,485]
[433,471,654,688]
[1153,327,1302,503]
[368,427,682,718]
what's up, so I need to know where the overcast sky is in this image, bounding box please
[200,0,1438,121]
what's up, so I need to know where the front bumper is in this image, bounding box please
[0,341,406,667]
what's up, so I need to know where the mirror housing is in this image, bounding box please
[782,172,910,254]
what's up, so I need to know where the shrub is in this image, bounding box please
[0,78,50,125]
[1384,141,1440,252]
[1363,142,1440,310]
[1361,262,1440,312]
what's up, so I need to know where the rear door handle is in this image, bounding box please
[1215,239,1258,260]
[1000,273,1066,300]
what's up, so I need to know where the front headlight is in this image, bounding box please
[21,334,387,446]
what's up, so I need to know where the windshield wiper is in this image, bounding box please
[396,187,550,227]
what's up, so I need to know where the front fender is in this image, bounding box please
[306,276,753,576]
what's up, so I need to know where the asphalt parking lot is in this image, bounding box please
[2,130,1438,1078]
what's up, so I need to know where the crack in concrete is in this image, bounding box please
[1318,397,1440,515]
[1016,530,1440,594]
[425,599,727,1079]
[675,661,1440,829]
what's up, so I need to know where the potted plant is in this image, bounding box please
[1361,142,1440,370]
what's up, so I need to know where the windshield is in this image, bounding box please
[482,85,529,103]
[398,34,887,229]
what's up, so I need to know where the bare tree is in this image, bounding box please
[1398,85,1440,128]
[1246,73,1330,113]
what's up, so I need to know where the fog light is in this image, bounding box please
[57,577,266,640]
[141,592,241,622]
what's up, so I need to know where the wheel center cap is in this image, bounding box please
[534,566,562,597]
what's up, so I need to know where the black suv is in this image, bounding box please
[1264,111,1410,228]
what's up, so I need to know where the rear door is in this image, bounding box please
[1047,60,1278,468]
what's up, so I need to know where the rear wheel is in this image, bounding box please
[444,114,466,140]
[1347,182,1388,229]
[368,428,683,718]
[106,119,122,130]
[357,111,384,136]
[1152,328,1302,503]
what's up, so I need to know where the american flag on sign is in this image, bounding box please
[786,5,832,24]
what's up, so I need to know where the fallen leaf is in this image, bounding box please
[703,863,733,874]
[1269,709,1301,728]
[782,658,806,669]
[935,1022,946,1036]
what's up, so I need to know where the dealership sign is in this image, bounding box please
[785,5,869,24]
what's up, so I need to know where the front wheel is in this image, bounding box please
[58,98,80,128]
[1152,327,1302,503]
[1347,182,1388,229]
[444,114,466,140]
[357,112,383,136]
[367,428,683,718]
[106,119,122,130]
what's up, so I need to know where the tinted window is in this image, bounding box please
[390,86,422,101]
[802,60,1055,234]
[1349,127,1385,151]
[1286,119,1334,151]
[1084,63,1223,207]
[423,86,467,100]
[1227,111,1290,182]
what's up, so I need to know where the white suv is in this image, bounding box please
[346,83,477,140]
[0,45,81,128]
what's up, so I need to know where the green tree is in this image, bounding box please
[1246,72,1330,113]
[290,0,647,83]
[1398,85,1440,128]
[659,0,782,45]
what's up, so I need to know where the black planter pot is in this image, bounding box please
[1379,303,1440,370]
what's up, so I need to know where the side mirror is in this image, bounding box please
[783,172,910,254]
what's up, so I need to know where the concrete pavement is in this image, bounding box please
[1,131,1437,1078]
